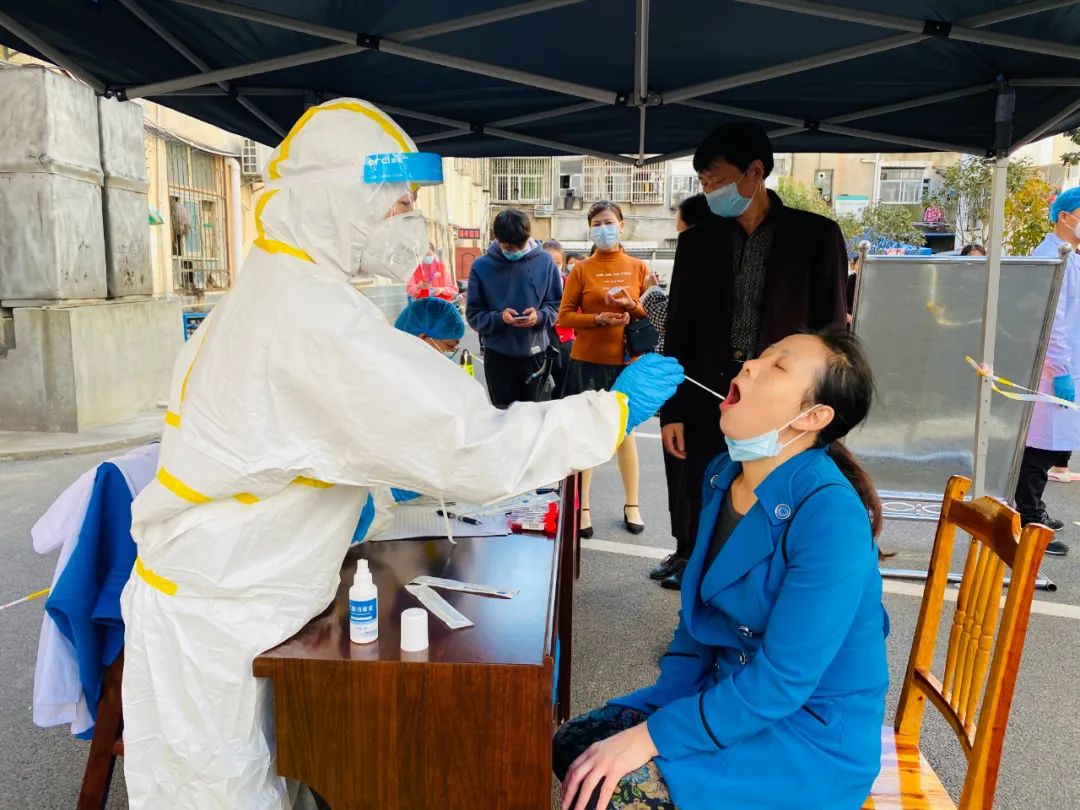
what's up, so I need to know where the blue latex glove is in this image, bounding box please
[391,488,422,503]
[1053,374,1075,404]
[611,353,685,434]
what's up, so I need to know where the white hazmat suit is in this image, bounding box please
[120,99,630,809]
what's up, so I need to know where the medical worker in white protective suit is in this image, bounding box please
[120,98,683,809]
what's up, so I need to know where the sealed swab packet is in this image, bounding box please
[411,575,518,599]
[405,583,474,630]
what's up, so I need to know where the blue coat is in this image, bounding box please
[465,240,562,358]
[616,448,889,810]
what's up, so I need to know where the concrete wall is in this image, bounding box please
[0,299,182,431]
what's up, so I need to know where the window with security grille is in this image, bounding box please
[585,158,666,204]
[241,139,260,175]
[879,167,929,204]
[167,140,230,294]
[490,157,551,203]
[670,174,701,206]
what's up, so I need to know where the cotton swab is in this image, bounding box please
[684,375,726,401]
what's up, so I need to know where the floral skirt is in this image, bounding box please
[553,705,675,810]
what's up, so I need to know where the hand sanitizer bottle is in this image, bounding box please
[349,563,378,644]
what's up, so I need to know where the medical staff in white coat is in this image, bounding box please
[120,98,683,810]
[1014,186,1080,557]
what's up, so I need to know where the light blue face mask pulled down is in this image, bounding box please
[725,406,819,462]
[590,224,620,250]
[502,245,530,261]
[705,175,754,218]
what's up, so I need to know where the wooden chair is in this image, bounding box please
[864,475,1053,810]
[77,651,125,810]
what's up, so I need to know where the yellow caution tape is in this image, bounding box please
[965,356,1080,409]
[0,587,51,612]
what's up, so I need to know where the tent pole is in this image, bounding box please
[115,0,285,137]
[634,0,650,163]
[490,102,604,129]
[735,0,1080,62]
[973,155,1008,499]
[974,85,1015,499]
[0,9,107,93]
[122,43,361,98]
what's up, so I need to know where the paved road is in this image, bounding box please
[2,369,1079,807]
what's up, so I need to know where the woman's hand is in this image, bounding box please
[642,272,659,292]
[595,311,631,327]
[607,287,638,311]
[561,722,659,810]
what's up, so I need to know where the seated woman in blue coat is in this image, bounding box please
[555,329,889,810]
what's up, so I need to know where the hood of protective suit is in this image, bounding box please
[255,98,432,280]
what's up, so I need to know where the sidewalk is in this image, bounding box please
[0,408,163,461]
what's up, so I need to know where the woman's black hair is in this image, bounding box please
[960,244,985,256]
[808,329,883,538]
[677,193,712,229]
[565,251,585,263]
[587,200,624,223]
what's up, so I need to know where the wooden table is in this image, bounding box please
[254,478,580,810]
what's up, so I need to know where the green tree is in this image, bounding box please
[924,157,1049,252]
[775,176,925,251]
[1061,127,1080,166]
[1004,175,1053,256]
[774,176,832,218]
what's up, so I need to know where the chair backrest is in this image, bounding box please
[893,476,1053,809]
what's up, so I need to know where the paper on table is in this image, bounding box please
[372,505,509,542]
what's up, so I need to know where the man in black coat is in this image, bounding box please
[654,122,848,589]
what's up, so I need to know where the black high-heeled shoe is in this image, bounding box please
[579,507,593,539]
[623,504,645,535]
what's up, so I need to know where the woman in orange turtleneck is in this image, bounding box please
[559,201,650,537]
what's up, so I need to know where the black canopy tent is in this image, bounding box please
[3,0,1080,498]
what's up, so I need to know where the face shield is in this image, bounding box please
[353,152,443,283]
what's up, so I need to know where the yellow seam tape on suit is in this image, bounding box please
[266,101,413,180]
[164,410,181,428]
[613,391,630,449]
[253,190,315,263]
[136,557,177,596]
[157,468,211,504]
[233,492,260,504]
[293,476,333,489]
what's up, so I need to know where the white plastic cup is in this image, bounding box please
[400,607,429,652]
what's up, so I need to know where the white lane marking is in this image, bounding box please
[880,579,1080,620]
[580,539,1080,620]
[580,538,669,560]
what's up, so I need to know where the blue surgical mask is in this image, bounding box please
[724,407,818,462]
[591,224,620,250]
[502,246,530,261]
[705,175,755,218]
[422,255,434,265]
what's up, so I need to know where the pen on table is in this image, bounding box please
[437,509,481,525]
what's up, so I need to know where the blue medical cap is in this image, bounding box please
[394,297,465,340]
[1051,186,1080,223]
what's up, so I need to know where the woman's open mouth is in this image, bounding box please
[720,380,742,410]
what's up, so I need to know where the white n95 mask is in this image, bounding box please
[357,210,428,282]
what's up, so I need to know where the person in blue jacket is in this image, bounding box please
[466,207,564,407]
[555,329,889,810]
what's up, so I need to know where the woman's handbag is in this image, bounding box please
[625,317,660,357]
